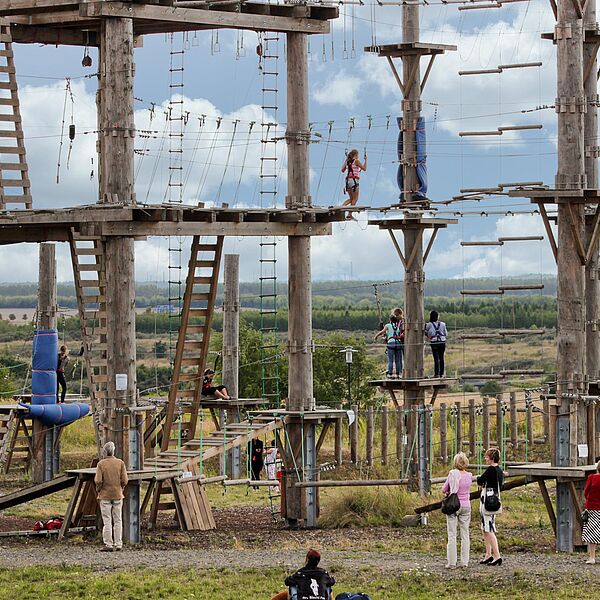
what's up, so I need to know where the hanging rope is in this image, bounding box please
[56,78,74,184]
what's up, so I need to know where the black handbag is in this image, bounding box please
[441,492,460,515]
[483,487,501,513]
[582,509,590,524]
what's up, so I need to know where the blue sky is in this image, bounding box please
[0,0,561,283]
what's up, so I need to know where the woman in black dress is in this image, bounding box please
[477,447,503,566]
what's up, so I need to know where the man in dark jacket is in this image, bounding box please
[271,549,335,600]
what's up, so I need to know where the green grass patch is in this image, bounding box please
[318,486,418,528]
[0,566,592,600]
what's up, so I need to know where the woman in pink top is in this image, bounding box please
[442,452,473,568]
[341,148,367,220]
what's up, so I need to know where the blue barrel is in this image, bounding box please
[22,402,90,426]
[31,329,58,405]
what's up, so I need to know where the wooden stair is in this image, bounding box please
[2,413,32,473]
[0,408,18,471]
[0,20,31,210]
[145,414,281,529]
[146,236,224,456]
[69,230,107,452]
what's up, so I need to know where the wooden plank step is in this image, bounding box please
[180,357,201,366]
[188,308,208,316]
[196,244,219,252]
[74,248,103,256]
[190,293,210,301]
[0,178,28,187]
[162,450,202,457]
[0,161,25,170]
[77,264,102,272]
[194,261,217,268]
[0,145,23,154]
[186,326,207,334]
[181,340,205,349]
[192,277,212,285]
[0,114,19,123]
[79,280,102,287]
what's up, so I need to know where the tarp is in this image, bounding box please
[21,402,90,427]
[31,329,58,405]
[396,116,427,199]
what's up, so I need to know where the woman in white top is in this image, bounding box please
[424,310,447,378]
[374,310,405,378]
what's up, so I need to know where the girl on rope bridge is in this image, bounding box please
[341,148,367,220]
[374,309,405,379]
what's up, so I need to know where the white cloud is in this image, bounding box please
[312,71,363,108]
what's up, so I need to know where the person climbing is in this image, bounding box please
[265,439,278,481]
[201,368,230,400]
[374,310,405,379]
[56,345,69,403]
[341,148,367,220]
[425,310,447,378]
[270,548,335,600]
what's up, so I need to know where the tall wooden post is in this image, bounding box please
[99,17,139,544]
[584,0,599,465]
[555,0,587,551]
[32,243,58,483]
[285,31,315,527]
[222,254,241,478]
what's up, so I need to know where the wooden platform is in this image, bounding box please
[369,377,458,389]
[506,463,597,480]
[247,408,348,423]
[0,204,366,245]
[0,0,338,46]
[364,42,457,57]
[368,215,458,230]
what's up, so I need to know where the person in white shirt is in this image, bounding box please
[424,310,447,378]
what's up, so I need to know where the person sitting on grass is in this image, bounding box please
[201,368,230,400]
[271,548,335,600]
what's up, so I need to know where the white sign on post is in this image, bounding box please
[347,410,355,426]
[115,373,128,391]
[578,444,589,458]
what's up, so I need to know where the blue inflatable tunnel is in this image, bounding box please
[21,401,90,427]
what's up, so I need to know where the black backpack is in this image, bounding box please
[335,594,372,600]
[291,571,330,600]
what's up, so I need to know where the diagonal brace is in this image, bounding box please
[388,229,407,269]
[537,202,558,263]
[423,227,439,265]
[406,228,424,271]
[583,40,600,85]
[386,56,405,95]
[566,203,587,265]
[586,208,600,264]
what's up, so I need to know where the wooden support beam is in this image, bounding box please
[566,202,587,265]
[583,40,600,84]
[537,202,558,263]
[420,54,436,93]
[549,0,558,19]
[386,56,404,95]
[80,1,331,35]
[315,421,331,456]
[538,479,557,535]
[388,229,407,269]
[422,227,438,265]
[405,227,424,270]
[585,208,600,264]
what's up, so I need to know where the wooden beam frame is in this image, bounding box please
[420,55,436,93]
[586,208,600,264]
[80,2,331,35]
[537,202,558,262]
[387,229,407,269]
[405,227,424,271]
[537,478,557,535]
[422,227,439,265]
[566,202,587,265]
[583,40,600,84]
[386,56,404,95]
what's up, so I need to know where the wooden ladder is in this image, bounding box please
[0,19,31,209]
[145,415,281,529]
[3,414,33,473]
[69,230,107,452]
[0,408,17,471]
[149,235,224,454]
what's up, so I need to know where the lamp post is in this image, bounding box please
[340,346,357,408]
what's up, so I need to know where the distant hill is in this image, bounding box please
[0,276,556,309]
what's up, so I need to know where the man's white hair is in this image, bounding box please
[103,441,116,458]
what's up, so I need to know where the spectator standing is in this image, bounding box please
[95,441,128,552]
[477,448,503,566]
[442,452,473,569]
[583,460,600,564]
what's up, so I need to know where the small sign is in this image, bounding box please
[578,444,589,458]
[180,471,193,480]
[346,410,355,426]
[115,373,128,391]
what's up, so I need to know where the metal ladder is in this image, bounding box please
[0,19,31,209]
[259,33,281,406]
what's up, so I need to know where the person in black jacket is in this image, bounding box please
[270,549,335,600]
[477,447,504,566]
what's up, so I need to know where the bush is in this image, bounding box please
[318,486,417,528]
[8,314,15,321]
